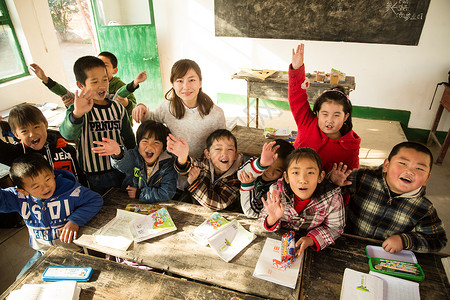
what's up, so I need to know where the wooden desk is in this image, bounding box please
[74,188,300,300]
[232,71,356,128]
[300,233,449,300]
[1,247,262,300]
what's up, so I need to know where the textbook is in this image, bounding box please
[189,212,230,246]
[125,203,163,215]
[129,207,177,242]
[7,280,80,300]
[93,209,138,250]
[207,219,256,262]
[253,237,304,289]
[340,268,420,300]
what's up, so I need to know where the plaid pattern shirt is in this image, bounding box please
[259,178,345,251]
[175,154,243,210]
[346,166,447,253]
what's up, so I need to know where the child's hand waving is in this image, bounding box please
[260,141,279,167]
[292,44,304,70]
[133,70,147,88]
[262,189,285,227]
[167,133,189,164]
[92,137,121,156]
[73,88,95,118]
[30,63,49,83]
[328,162,352,186]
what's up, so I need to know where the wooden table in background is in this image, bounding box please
[0,247,262,300]
[231,71,356,128]
[300,234,450,300]
[74,188,300,300]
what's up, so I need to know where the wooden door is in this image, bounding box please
[90,0,162,108]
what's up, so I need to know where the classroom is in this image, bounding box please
[0,0,449,299]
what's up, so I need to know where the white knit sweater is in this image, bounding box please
[146,100,226,158]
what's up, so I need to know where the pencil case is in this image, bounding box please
[366,245,424,282]
[42,266,93,281]
[281,231,296,267]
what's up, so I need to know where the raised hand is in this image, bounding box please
[73,88,95,119]
[261,189,285,227]
[238,170,256,184]
[328,162,352,186]
[30,63,49,83]
[167,133,189,164]
[260,141,280,167]
[132,103,149,123]
[133,70,147,88]
[92,137,121,156]
[292,43,304,70]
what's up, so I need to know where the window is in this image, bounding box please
[0,0,28,83]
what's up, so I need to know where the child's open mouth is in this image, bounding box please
[220,159,229,164]
[326,125,333,129]
[299,187,308,191]
[400,177,412,183]
[98,91,106,98]
[31,138,41,146]
[145,151,154,159]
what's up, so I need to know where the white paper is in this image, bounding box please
[189,212,230,246]
[340,268,384,300]
[93,209,140,250]
[207,219,255,262]
[369,271,420,300]
[129,207,176,242]
[8,281,79,300]
[253,237,303,289]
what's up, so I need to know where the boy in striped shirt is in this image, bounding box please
[59,56,146,194]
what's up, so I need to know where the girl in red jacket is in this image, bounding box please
[289,44,360,174]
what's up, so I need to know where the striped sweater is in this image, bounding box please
[60,98,136,173]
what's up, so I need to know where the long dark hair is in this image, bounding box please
[164,59,214,119]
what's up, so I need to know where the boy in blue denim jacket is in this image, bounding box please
[92,120,177,203]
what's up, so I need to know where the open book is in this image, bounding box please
[189,212,230,246]
[253,237,304,289]
[129,207,177,242]
[207,219,256,262]
[7,281,80,300]
[340,268,420,300]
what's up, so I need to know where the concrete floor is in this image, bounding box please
[0,105,448,295]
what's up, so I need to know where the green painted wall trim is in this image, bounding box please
[217,93,446,144]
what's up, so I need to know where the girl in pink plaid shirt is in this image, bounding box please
[260,147,345,257]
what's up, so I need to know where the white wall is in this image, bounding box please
[153,0,450,132]
[0,0,67,110]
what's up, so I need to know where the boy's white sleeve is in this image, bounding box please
[237,157,267,178]
[240,187,259,218]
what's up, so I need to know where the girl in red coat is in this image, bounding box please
[289,44,360,175]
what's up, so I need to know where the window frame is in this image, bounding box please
[0,0,29,84]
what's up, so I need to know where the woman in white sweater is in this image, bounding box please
[132,59,226,159]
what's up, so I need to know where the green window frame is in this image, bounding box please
[0,0,29,84]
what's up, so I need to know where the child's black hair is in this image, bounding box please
[8,104,47,134]
[273,139,295,160]
[313,86,353,135]
[388,141,434,172]
[206,129,237,151]
[10,154,53,189]
[285,147,323,173]
[73,55,106,85]
[136,120,171,151]
[98,51,118,69]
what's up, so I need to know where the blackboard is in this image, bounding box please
[214,0,430,45]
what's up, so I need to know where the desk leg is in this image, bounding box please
[436,129,450,165]
[256,98,259,128]
[247,82,250,127]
